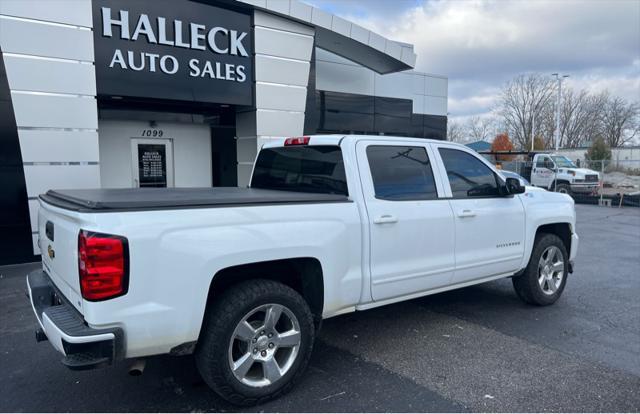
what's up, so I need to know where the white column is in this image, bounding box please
[236,10,315,186]
[0,0,98,254]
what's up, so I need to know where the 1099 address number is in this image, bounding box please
[141,129,164,137]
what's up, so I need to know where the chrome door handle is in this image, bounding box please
[457,209,476,218]
[373,214,398,224]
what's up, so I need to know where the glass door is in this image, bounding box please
[130,138,174,188]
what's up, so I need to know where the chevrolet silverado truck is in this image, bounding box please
[27,135,578,405]
[529,153,600,195]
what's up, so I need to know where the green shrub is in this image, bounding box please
[585,137,612,170]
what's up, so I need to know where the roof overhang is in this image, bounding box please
[232,0,416,74]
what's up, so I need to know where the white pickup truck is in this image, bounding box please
[27,135,578,405]
[530,153,600,195]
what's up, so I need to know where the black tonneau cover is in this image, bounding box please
[40,187,350,212]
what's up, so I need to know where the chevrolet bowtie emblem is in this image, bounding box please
[47,245,55,259]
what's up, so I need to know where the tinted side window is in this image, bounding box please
[438,148,501,198]
[252,146,348,195]
[536,156,548,168]
[367,145,438,200]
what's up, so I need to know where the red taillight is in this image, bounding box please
[284,136,310,146]
[78,230,128,301]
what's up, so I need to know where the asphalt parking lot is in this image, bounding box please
[1,204,639,412]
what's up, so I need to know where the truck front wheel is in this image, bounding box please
[555,183,572,196]
[196,279,315,406]
[512,233,569,306]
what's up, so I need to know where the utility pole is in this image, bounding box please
[552,73,569,151]
[531,114,535,152]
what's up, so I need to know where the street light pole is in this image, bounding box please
[531,114,535,152]
[552,73,569,151]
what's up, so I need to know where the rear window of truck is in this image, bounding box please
[251,146,348,196]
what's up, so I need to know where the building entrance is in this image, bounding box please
[130,138,174,188]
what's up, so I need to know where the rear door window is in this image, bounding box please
[251,146,348,195]
[366,145,438,200]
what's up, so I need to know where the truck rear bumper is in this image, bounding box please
[26,269,124,370]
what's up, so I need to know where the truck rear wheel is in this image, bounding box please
[195,279,315,406]
[512,233,568,306]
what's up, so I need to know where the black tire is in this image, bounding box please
[195,279,315,406]
[556,183,572,196]
[512,233,569,306]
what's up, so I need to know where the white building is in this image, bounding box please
[0,0,448,264]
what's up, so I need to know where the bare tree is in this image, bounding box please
[558,89,606,148]
[532,88,607,149]
[600,96,639,147]
[447,119,466,143]
[496,73,638,150]
[581,92,609,146]
[497,74,557,149]
[465,116,494,142]
[536,105,557,149]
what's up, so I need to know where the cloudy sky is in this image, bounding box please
[309,0,640,122]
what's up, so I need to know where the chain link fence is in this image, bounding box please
[493,158,640,208]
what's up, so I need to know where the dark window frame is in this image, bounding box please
[438,148,508,199]
[366,144,440,202]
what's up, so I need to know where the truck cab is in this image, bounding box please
[530,153,600,195]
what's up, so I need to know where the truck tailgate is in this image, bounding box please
[38,199,88,314]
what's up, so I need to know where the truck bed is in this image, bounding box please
[40,187,350,212]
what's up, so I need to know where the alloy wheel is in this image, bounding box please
[537,245,564,295]
[228,304,301,387]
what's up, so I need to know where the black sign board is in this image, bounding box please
[138,144,167,187]
[92,0,253,106]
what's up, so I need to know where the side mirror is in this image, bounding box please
[505,177,525,195]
